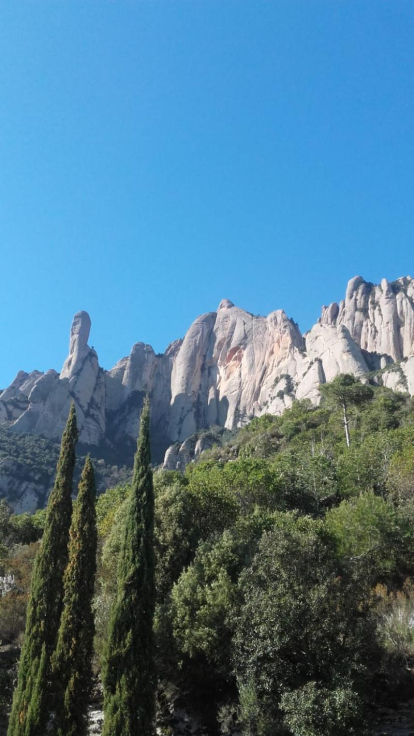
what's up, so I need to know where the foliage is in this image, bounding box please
[95,483,130,538]
[374,580,414,660]
[320,374,374,410]
[320,374,374,446]
[326,492,414,581]
[387,442,414,505]
[7,405,78,736]
[280,681,365,736]
[171,531,240,678]
[186,461,240,534]
[0,425,131,515]
[0,500,45,547]
[233,514,377,733]
[94,491,131,669]
[0,543,38,644]
[154,474,198,601]
[335,433,395,498]
[4,377,414,733]
[103,400,156,736]
[52,456,98,736]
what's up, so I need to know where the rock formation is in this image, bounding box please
[1,275,414,480]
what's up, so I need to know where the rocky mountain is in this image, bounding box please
[1,274,414,508]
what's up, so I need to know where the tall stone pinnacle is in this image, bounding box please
[61,311,92,380]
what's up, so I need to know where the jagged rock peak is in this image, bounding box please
[69,310,91,351]
[346,275,368,300]
[130,341,155,356]
[0,370,43,401]
[320,302,339,326]
[3,273,414,508]
[61,310,93,379]
[218,298,234,310]
[319,275,414,362]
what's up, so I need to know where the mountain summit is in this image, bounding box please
[1,275,414,508]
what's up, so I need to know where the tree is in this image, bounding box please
[320,375,374,447]
[103,399,156,736]
[233,513,377,735]
[154,474,198,602]
[0,499,12,542]
[325,491,414,582]
[52,456,97,736]
[171,531,241,679]
[8,404,78,736]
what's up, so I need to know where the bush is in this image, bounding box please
[374,580,414,660]
[233,514,377,732]
[0,543,38,644]
[171,531,241,676]
[95,483,130,538]
[325,492,414,581]
[280,681,365,736]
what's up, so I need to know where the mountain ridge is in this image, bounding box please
[1,274,414,509]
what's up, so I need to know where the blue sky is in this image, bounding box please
[0,1,413,387]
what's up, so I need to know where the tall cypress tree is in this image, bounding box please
[102,399,156,736]
[52,455,97,736]
[8,404,78,736]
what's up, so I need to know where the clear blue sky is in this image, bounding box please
[0,1,413,388]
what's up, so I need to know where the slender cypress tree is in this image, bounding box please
[102,399,156,736]
[52,455,97,736]
[8,404,78,736]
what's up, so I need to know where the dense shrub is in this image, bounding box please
[233,514,378,733]
[280,681,365,736]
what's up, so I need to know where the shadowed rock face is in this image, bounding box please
[1,275,414,471]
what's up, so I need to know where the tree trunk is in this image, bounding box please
[342,403,351,448]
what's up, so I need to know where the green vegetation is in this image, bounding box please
[319,374,374,446]
[7,405,78,736]
[52,456,98,736]
[103,400,156,736]
[0,425,131,511]
[3,377,414,734]
[234,515,376,735]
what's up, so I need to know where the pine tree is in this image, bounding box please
[8,404,78,736]
[320,374,374,447]
[52,455,97,736]
[102,399,156,736]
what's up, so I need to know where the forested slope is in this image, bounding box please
[2,378,414,734]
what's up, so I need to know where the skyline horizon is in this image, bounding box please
[3,269,412,388]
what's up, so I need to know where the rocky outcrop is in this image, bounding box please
[305,323,369,383]
[1,275,414,481]
[9,311,106,446]
[163,429,227,471]
[0,370,43,402]
[0,456,53,513]
[106,338,181,447]
[320,276,414,363]
[168,300,315,442]
[0,370,43,424]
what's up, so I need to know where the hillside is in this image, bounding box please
[0,427,131,512]
[2,378,414,734]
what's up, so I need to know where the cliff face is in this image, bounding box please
[1,275,414,488]
[313,276,414,393]
[168,299,310,442]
